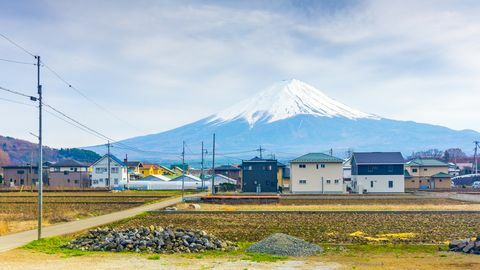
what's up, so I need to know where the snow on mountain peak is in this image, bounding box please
[209,79,380,126]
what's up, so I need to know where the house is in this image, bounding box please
[290,153,345,194]
[343,158,353,190]
[125,161,143,180]
[139,163,161,176]
[91,154,127,188]
[241,157,278,193]
[214,165,241,182]
[1,165,44,187]
[280,166,291,191]
[277,162,289,191]
[48,159,90,188]
[405,158,452,189]
[351,152,405,193]
[158,165,176,176]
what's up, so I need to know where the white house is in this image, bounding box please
[290,153,346,194]
[351,152,405,193]
[91,154,127,188]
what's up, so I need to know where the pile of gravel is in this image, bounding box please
[449,235,480,255]
[246,233,322,256]
[64,226,237,253]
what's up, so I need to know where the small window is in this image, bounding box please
[67,179,70,183]
[412,168,418,173]
[64,171,69,175]
[326,180,331,184]
[17,170,25,174]
[411,180,415,182]
[388,180,393,188]
[321,164,325,168]
[111,167,119,173]
[93,180,99,184]
[74,180,79,184]
[424,168,428,171]
[370,181,374,188]
[439,179,442,182]
[299,164,306,168]
[20,179,24,185]
[299,180,307,184]
[334,179,339,184]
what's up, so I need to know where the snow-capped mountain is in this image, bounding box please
[209,79,378,126]
[85,79,480,162]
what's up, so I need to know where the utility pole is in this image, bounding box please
[125,153,129,190]
[257,145,264,159]
[329,148,333,156]
[36,55,43,240]
[474,141,479,175]
[107,141,111,189]
[212,133,216,194]
[181,141,185,200]
[200,141,207,191]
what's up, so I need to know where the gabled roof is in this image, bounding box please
[141,174,171,181]
[352,152,404,165]
[291,153,344,163]
[92,154,125,167]
[404,170,412,178]
[244,156,277,162]
[126,161,143,167]
[170,174,201,182]
[431,172,452,178]
[142,163,160,169]
[211,174,237,184]
[158,165,175,174]
[406,158,448,167]
[215,165,240,171]
[51,158,88,167]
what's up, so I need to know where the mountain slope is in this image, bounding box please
[86,80,480,161]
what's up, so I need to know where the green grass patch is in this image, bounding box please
[23,236,90,258]
[147,254,161,260]
[242,252,288,262]
[322,243,448,254]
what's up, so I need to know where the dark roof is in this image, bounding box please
[291,153,344,163]
[215,165,240,171]
[406,158,448,167]
[51,159,88,167]
[352,152,404,164]
[244,156,277,162]
[277,162,286,167]
[126,161,143,167]
[92,154,125,167]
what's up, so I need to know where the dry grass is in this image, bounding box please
[0,190,183,235]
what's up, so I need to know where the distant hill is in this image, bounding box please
[0,135,100,166]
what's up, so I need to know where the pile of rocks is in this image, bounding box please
[246,233,322,256]
[64,226,237,253]
[449,236,480,255]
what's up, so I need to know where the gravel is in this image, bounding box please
[449,235,480,255]
[246,233,322,256]
[64,226,237,253]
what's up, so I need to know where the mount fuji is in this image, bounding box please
[88,79,479,162]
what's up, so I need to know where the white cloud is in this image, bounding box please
[0,0,479,148]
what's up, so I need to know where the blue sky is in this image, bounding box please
[1,0,480,148]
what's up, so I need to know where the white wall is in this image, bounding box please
[352,175,404,193]
[91,157,127,188]
[291,162,345,194]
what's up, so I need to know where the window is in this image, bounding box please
[114,178,119,184]
[439,179,442,182]
[95,167,107,174]
[244,165,252,171]
[92,180,99,185]
[388,180,393,188]
[424,168,428,171]
[74,180,79,184]
[263,165,272,171]
[67,179,70,183]
[326,180,331,184]
[334,179,339,184]
[370,181,374,188]
[20,179,24,185]
[321,164,326,168]
[17,170,25,174]
[74,168,78,172]
[412,168,418,173]
[299,180,307,184]
[64,171,69,175]
[99,178,104,182]
[111,167,119,173]
[299,164,306,168]
[54,167,60,172]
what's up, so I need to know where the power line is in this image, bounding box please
[0,96,36,107]
[0,57,37,66]
[0,33,36,57]
[0,85,36,99]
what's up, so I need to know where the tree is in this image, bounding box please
[444,148,466,162]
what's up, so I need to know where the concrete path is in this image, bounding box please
[0,194,196,253]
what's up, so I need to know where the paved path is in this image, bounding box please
[0,194,196,253]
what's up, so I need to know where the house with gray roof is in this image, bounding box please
[290,153,345,194]
[91,154,127,188]
[351,152,405,193]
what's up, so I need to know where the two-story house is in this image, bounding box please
[290,153,345,194]
[48,159,90,188]
[214,165,241,182]
[351,152,405,193]
[241,157,278,193]
[91,154,127,188]
[405,158,452,189]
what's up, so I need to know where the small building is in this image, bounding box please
[241,157,278,193]
[214,165,241,182]
[351,152,405,193]
[139,163,161,177]
[405,158,452,189]
[125,161,143,180]
[1,165,44,187]
[91,154,127,188]
[290,153,345,194]
[48,159,90,188]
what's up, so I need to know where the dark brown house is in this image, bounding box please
[48,159,90,188]
[214,165,241,182]
[2,165,44,187]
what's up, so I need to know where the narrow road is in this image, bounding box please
[0,194,195,253]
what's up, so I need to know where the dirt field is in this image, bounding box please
[0,190,182,235]
[114,211,480,244]
[1,242,479,270]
